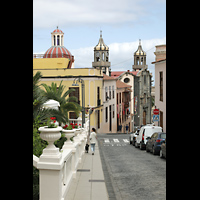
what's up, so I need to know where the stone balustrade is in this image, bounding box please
[33,119,89,200]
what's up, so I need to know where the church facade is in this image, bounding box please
[111,40,152,129]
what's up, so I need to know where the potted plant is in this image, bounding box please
[47,117,57,128]
[38,117,62,151]
[62,124,75,144]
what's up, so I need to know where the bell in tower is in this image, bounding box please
[132,39,147,71]
[92,31,111,76]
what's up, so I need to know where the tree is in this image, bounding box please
[33,71,66,124]
[41,81,81,124]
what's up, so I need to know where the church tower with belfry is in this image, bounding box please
[132,39,147,71]
[92,31,111,76]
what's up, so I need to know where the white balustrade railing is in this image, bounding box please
[33,119,89,200]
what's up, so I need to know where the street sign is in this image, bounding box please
[153,108,159,115]
[153,115,159,122]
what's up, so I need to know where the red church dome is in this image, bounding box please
[43,46,74,68]
[43,27,75,68]
[43,46,72,59]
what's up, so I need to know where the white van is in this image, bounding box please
[135,125,162,150]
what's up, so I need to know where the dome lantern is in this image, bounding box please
[43,27,74,69]
[51,26,64,46]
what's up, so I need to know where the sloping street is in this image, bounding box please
[97,134,166,200]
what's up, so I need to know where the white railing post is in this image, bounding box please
[36,126,63,200]
[33,123,88,200]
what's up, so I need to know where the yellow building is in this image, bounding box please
[33,27,104,130]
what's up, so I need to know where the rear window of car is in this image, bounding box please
[160,133,166,139]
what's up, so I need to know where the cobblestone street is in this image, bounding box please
[98,134,166,200]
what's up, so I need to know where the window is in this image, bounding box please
[124,78,130,83]
[113,104,115,118]
[136,57,139,65]
[69,87,79,119]
[57,35,60,45]
[112,86,114,99]
[109,86,111,99]
[159,72,163,101]
[141,57,143,65]
[105,87,108,101]
[97,86,100,100]
[106,107,108,122]
[97,110,100,129]
[96,52,100,62]
[97,87,100,106]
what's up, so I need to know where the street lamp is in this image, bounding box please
[72,77,85,127]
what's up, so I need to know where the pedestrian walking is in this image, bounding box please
[126,124,129,134]
[89,128,97,155]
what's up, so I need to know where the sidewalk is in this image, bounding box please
[65,143,109,200]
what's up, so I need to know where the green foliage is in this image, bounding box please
[41,81,82,124]
[33,71,80,199]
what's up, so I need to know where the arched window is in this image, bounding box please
[96,52,100,61]
[136,57,139,65]
[57,35,60,45]
[141,57,143,65]
[54,36,55,46]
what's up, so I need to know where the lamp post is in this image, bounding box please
[72,77,85,127]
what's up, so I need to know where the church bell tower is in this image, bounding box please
[132,39,147,71]
[92,31,111,76]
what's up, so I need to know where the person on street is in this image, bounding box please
[90,128,97,155]
[126,124,129,134]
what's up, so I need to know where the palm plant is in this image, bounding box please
[33,71,66,124]
[41,80,81,124]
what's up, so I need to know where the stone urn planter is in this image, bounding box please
[62,129,75,144]
[38,126,62,150]
[38,126,62,162]
[62,129,75,149]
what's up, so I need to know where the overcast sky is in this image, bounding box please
[33,0,166,85]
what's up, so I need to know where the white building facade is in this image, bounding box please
[152,44,166,132]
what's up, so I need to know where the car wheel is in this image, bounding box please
[160,149,163,158]
[152,146,156,155]
[135,142,138,148]
[146,146,150,152]
[140,143,143,150]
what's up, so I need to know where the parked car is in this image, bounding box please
[146,132,166,155]
[135,125,162,150]
[160,138,166,158]
[129,132,134,144]
[129,128,140,145]
[132,129,140,146]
